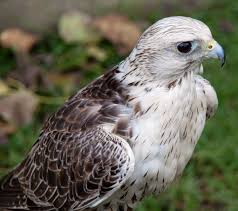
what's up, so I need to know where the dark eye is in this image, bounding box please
[177,42,192,53]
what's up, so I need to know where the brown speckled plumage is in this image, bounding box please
[0,66,135,211]
[0,16,224,211]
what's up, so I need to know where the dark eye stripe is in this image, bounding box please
[177,42,192,53]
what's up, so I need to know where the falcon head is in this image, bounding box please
[129,16,225,81]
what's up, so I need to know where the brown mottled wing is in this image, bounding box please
[16,128,134,210]
[0,67,135,210]
[42,67,133,138]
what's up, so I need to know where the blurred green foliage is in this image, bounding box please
[0,0,238,210]
[0,48,16,77]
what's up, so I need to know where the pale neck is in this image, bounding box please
[117,57,199,89]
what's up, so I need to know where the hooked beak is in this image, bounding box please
[206,40,226,67]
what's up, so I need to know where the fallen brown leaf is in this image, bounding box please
[93,14,141,55]
[8,53,47,89]
[0,122,16,135]
[0,28,38,53]
[0,90,38,126]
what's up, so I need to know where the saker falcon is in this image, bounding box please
[0,16,225,211]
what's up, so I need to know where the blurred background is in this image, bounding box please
[0,0,237,210]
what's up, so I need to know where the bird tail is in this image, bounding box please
[0,168,28,209]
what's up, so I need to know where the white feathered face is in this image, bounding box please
[131,16,225,80]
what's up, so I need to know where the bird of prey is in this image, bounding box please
[0,16,225,211]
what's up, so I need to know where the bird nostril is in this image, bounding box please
[208,44,213,50]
